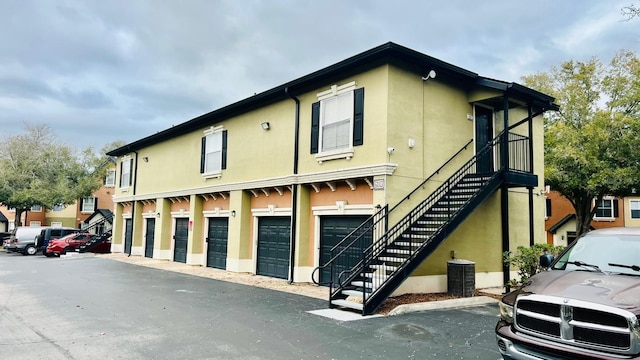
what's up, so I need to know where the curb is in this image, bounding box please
[388,296,498,316]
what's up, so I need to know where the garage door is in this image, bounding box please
[173,218,189,263]
[320,216,372,285]
[256,217,290,279]
[206,218,228,270]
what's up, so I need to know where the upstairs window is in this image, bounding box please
[81,197,97,213]
[120,158,133,189]
[105,169,116,187]
[31,205,42,212]
[311,82,364,161]
[52,204,63,212]
[200,126,228,178]
[594,197,618,220]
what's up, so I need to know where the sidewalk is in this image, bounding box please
[94,252,499,315]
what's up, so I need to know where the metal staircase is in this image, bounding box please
[313,132,531,315]
[78,213,114,253]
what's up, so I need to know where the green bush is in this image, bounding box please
[503,243,565,287]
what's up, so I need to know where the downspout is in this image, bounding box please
[527,104,535,246]
[129,149,139,256]
[285,87,300,284]
[501,96,510,290]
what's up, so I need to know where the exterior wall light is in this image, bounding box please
[261,122,270,130]
[231,210,236,217]
[143,157,149,162]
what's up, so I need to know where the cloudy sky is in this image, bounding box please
[1,0,638,152]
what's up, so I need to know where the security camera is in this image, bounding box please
[387,147,395,155]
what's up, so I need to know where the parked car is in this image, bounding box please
[4,226,44,255]
[35,227,81,256]
[45,232,111,256]
[496,227,640,359]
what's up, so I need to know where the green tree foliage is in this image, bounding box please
[0,123,111,227]
[523,51,640,236]
[503,244,565,287]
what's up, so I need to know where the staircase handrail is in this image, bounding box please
[333,133,504,300]
[310,138,474,286]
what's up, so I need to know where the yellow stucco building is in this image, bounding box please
[107,42,557,314]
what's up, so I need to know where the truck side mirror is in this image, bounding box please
[540,253,554,268]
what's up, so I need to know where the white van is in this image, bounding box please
[5,226,44,255]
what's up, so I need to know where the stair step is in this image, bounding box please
[370,264,399,271]
[386,248,411,255]
[393,242,420,248]
[351,280,373,289]
[342,289,367,298]
[363,272,389,280]
[331,299,363,311]
[401,233,430,239]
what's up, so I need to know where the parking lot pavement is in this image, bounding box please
[0,252,503,359]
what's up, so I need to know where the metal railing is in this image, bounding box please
[311,139,474,287]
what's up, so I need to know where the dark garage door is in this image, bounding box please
[256,217,290,279]
[144,218,155,258]
[173,218,189,263]
[320,216,372,285]
[206,218,228,269]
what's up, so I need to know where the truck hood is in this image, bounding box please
[521,270,640,314]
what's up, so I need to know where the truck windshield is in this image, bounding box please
[552,234,640,276]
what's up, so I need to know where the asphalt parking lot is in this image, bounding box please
[0,252,503,360]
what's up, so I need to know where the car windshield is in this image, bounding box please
[552,234,640,276]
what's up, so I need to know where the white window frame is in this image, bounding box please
[120,156,132,189]
[29,221,41,227]
[105,169,116,187]
[202,126,224,179]
[593,197,614,220]
[81,197,96,213]
[316,82,356,162]
[50,222,63,228]
[630,199,640,220]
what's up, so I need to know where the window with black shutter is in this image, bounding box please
[311,82,364,160]
[200,127,227,177]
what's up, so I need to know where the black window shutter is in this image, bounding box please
[128,159,134,186]
[119,161,124,187]
[79,198,84,211]
[200,136,206,173]
[94,197,98,211]
[311,102,320,154]
[614,199,619,217]
[221,130,228,170]
[545,198,552,217]
[353,88,364,146]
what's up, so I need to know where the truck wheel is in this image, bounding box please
[23,245,37,256]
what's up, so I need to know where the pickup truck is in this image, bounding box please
[496,227,640,360]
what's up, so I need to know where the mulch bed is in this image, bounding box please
[376,289,503,315]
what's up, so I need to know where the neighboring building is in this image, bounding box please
[1,165,116,230]
[0,205,47,230]
[545,189,630,246]
[107,42,557,314]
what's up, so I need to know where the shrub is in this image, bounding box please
[503,243,565,287]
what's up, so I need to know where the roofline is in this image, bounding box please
[107,42,556,156]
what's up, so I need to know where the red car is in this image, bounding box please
[46,233,111,256]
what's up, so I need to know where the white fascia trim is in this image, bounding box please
[170,211,190,218]
[203,209,231,217]
[203,125,224,136]
[112,163,398,203]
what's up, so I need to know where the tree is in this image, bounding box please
[622,1,640,19]
[523,51,640,236]
[0,123,108,227]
